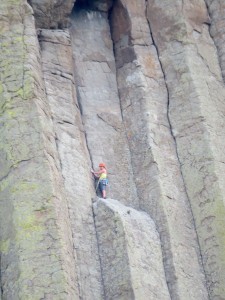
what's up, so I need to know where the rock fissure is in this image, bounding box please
[204,0,225,83]
[108,0,210,298]
[108,1,175,296]
[152,26,211,300]
[97,113,120,132]
[146,0,225,297]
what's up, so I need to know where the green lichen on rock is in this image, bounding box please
[0,1,77,298]
[14,209,44,252]
[0,239,10,254]
[11,181,38,194]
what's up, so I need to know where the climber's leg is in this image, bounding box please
[99,181,106,199]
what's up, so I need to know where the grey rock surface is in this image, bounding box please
[39,28,104,299]
[0,1,78,299]
[1,0,225,299]
[93,198,170,300]
[70,9,139,208]
[205,0,225,82]
[147,0,225,298]
[111,1,208,299]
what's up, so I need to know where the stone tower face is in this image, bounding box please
[0,0,225,299]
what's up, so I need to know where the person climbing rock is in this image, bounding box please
[91,163,108,199]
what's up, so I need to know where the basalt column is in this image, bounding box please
[204,0,225,82]
[147,0,225,298]
[0,1,78,299]
[39,29,104,300]
[70,2,139,208]
[94,199,170,300]
[111,1,208,299]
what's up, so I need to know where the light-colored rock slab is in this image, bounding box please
[94,198,170,300]
[111,1,208,299]
[70,9,139,208]
[147,0,225,298]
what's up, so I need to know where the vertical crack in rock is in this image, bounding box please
[39,28,105,299]
[110,0,209,299]
[204,0,225,83]
[146,0,225,298]
[108,0,175,295]
[80,99,107,297]
[77,81,106,298]
[76,87,95,171]
[141,25,181,297]
[145,6,209,294]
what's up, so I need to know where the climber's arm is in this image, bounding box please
[91,169,103,177]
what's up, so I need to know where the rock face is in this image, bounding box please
[70,9,138,207]
[1,0,225,299]
[205,0,225,82]
[93,199,170,300]
[0,1,78,299]
[29,0,76,29]
[111,1,208,298]
[147,0,225,297]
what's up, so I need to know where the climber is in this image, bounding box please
[91,163,108,199]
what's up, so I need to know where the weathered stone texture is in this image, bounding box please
[147,0,225,298]
[29,0,76,29]
[205,0,225,82]
[111,1,208,299]
[70,9,139,208]
[39,29,104,299]
[1,0,225,299]
[0,1,77,299]
[94,198,170,300]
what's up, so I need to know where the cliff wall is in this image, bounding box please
[1,0,225,299]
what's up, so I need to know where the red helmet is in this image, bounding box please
[99,163,106,168]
